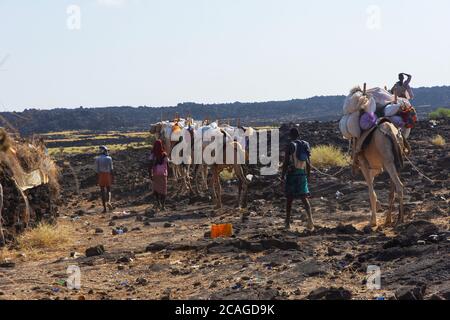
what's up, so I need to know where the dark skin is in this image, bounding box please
[281,133,314,230]
[99,167,114,213]
[391,73,412,97]
[149,156,167,210]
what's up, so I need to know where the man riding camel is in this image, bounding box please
[391,73,414,100]
[95,146,114,213]
[281,128,314,231]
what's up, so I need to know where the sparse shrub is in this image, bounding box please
[18,223,70,251]
[431,135,446,147]
[220,169,235,181]
[310,145,350,169]
[429,108,450,120]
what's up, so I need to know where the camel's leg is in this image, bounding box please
[385,183,396,226]
[234,165,248,208]
[384,163,404,224]
[215,167,222,209]
[192,165,200,195]
[181,165,191,195]
[359,158,378,227]
[209,166,219,208]
[202,165,209,190]
[0,183,5,246]
[185,165,194,195]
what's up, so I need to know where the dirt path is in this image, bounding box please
[1,120,449,300]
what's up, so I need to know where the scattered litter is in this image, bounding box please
[231,283,242,290]
[211,224,233,239]
[335,191,344,200]
[56,280,66,286]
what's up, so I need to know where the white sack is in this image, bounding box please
[339,115,352,140]
[367,87,394,106]
[347,112,361,138]
[343,91,364,115]
[363,97,376,113]
[384,103,402,117]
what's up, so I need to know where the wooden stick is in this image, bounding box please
[363,83,367,96]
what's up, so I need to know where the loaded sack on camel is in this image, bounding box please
[339,85,412,172]
[0,128,60,245]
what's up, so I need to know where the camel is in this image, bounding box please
[209,140,249,209]
[356,119,408,227]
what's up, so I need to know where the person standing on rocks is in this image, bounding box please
[95,146,114,213]
[281,128,314,231]
[149,139,169,211]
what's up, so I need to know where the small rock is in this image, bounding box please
[307,287,352,300]
[136,278,148,286]
[146,242,168,252]
[117,256,133,264]
[163,222,173,228]
[70,251,81,258]
[0,261,16,269]
[95,228,104,234]
[327,247,340,256]
[145,208,156,218]
[395,285,426,300]
[363,225,373,234]
[85,245,105,257]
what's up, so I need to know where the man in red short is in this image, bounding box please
[95,146,114,213]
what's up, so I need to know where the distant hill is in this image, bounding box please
[1,86,449,135]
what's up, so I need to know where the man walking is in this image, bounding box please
[281,128,314,231]
[95,146,114,213]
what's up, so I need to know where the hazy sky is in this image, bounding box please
[1,0,449,111]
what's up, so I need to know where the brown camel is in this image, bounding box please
[356,120,408,227]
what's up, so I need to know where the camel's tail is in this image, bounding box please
[379,122,404,171]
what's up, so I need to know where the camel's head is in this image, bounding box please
[149,122,164,136]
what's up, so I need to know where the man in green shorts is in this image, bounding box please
[281,128,314,231]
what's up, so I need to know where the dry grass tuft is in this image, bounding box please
[18,223,70,251]
[431,135,446,147]
[311,145,350,169]
[220,169,235,181]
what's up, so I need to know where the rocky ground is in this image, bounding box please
[0,120,449,300]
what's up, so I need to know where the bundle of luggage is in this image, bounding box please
[339,86,417,140]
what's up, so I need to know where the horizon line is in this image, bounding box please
[2,84,449,113]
